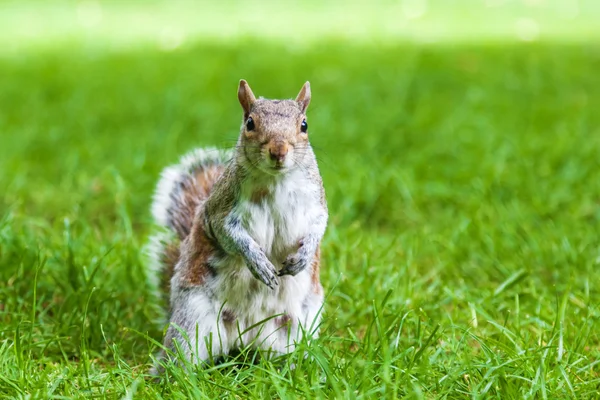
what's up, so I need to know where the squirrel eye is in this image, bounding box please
[301,119,308,133]
[246,117,255,131]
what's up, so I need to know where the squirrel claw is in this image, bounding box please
[263,274,278,290]
[279,252,308,276]
[278,267,299,277]
[258,274,277,290]
[247,259,278,289]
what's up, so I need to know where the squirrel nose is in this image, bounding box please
[269,145,288,163]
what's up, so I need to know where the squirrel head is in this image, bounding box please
[237,79,312,175]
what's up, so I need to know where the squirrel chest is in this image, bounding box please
[234,170,321,264]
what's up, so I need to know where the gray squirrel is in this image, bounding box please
[146,80,328,369]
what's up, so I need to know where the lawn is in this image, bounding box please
[1,1,600,398]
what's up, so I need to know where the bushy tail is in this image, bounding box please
[145,147,232,299]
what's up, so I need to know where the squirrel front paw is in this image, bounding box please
[247,258,279,289]
[278,252,310,277]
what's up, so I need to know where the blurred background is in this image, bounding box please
[2,0,599,50]
[2,0,599,222]
[1,0,600,397]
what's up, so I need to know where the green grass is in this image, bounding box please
[1,1,600,398]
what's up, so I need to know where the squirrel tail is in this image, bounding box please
[144,147,232,301]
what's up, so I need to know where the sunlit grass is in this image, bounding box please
[1,0,600,56]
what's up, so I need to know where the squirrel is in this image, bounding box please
[146,80,328,369]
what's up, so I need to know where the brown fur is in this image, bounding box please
[195,165,226,199]
[250,187,269,204]
[277,314,292,326]
[178,222,215,287]
[169,176,201,240]
[160,242,180,294]
[311,246,322,295]
[222,309,236,324]
[161,164,226,291]
[242,99,308,145]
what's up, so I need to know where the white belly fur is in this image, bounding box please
[202,171,323,356]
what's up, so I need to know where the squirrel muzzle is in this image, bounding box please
[267,142,289,168]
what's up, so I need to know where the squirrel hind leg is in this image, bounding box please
[162,289,230,366]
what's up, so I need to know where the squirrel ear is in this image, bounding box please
[295,81,311,113]
[238,79,256,117]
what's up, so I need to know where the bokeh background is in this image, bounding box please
[1,0,600,397]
